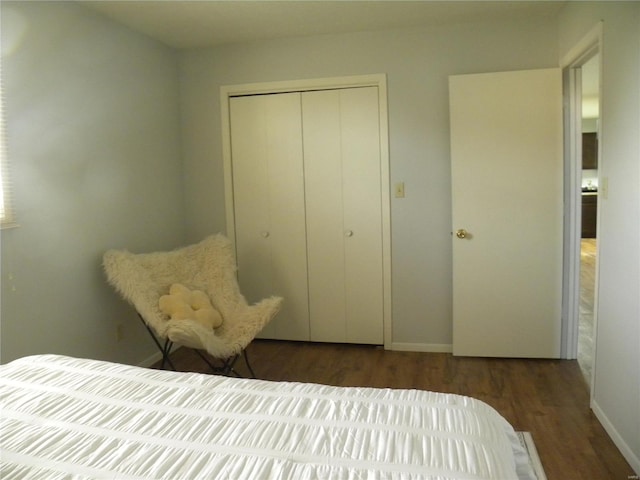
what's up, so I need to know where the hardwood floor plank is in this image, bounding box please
[156,341,635,479]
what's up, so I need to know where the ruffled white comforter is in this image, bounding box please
[0,355,534,479]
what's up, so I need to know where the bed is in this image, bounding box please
[1,354,536,479]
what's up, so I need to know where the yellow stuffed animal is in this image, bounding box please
[159,283,223,330]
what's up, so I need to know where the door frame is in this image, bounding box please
[220,74,393,348]
[560,22,602,379]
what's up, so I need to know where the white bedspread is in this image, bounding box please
[1,355,534,479]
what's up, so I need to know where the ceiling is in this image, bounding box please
[78,1,598,115]
[79,1,566,50]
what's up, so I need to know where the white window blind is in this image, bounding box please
[0,64,16,228]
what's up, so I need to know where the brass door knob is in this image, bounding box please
[455,229,468,239]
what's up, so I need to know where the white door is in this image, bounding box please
[229,93,310,341]
[302,87,384,344]
[449,68,563,358]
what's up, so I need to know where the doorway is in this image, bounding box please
[578,53,600,384]
[560,22,602,390]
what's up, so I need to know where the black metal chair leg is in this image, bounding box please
[136,313,255,378]
[193,349,219,372]
[138,314,176,371]
[243,349,256,378]
[194,351,239,377]
[223,350,255,378]
[223,355,240,377]
[161,339,176,371]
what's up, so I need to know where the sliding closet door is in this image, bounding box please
[229,93,309,340]
[302,87,384,344]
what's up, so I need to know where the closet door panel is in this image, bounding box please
[302,87,383,344]
[230,96,270,312]
[230,93,309,340]
[340,87,384,344]
[302,90,347,342]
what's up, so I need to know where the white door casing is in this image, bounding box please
[223,75,391,346]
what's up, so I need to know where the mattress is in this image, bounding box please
[1,355,535,479]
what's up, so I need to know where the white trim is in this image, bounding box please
[391,343,453,353]
[377,77,393,351]
[220,92,235,258]
[220,74,392,349]
[560,66,582,360]
[592,400,640,475]
[560,22,602,69]
[137,351,164,368]
[559,22,603,389]
[221,74,388,98]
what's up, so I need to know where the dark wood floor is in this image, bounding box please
[158,341,635,480]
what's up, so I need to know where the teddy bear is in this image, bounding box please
[158,283,223,330]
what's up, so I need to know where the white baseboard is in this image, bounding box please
[592,399,640,475]
[390,343,453,353]
[138,345,186,368]
[137,351,164,368]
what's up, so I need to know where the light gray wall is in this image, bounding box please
[0,1,185,365]
[1,1,637,471]
[559,2,640,472]
[179,18,559,349]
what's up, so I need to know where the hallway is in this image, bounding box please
[578,238,596,383]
